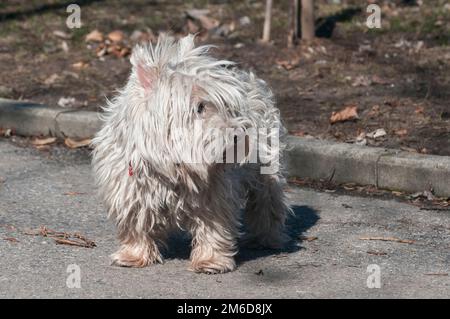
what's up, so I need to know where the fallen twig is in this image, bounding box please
[359,236,415,244]
[419,206,450,212]
[299,235,318,242]
[294,262,321,268]
[23,226,96,248]
[367,250,387,256]
[54,237,96,248]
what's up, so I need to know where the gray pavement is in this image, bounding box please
[0,139,448,298]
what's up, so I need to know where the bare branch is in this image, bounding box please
[262,0,273,43]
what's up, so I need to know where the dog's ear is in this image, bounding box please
[130,47,157,91]
[135,64,157,91]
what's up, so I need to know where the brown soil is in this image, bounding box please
[0,0,449,155]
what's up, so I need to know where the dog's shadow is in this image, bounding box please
[164,205,320,263]
[237,205,320,264]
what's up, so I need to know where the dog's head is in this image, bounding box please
[116,35,277,190]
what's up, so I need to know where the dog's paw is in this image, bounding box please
[189,256,236,274]
[111,247,162,268]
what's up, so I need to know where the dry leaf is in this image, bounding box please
[330,105,359,124]
[371,75,389,85]
[96,46,107,57]
[44,74,60,85]
[72,61,89,70]
[108,45,131,58]
[352,75,371,87]
[107,44,118,54]
[0,128,12,137]
[359,237,415,244]
[85,29,104,42]
[3,237,19,243]
[394,129,408,137]
[415,106,424,114]
[64,138,92,149]
[31,137,57,146]
[107,30,125,43]
[290,130,307,137]
[288,177,308,186]
[94,43,107,57]
[276,58,300,70]
[118,47,131,57]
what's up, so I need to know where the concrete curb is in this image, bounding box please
[0,98,101,139]
[1,98,449,197]
[285,136,450,197]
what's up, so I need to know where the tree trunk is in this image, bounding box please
[262,0,273,43]
[301,0,315,40]
[295,0,301,40]
[287,0,299,48]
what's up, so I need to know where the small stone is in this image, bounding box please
[367,128,387,139]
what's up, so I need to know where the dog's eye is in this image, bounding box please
[197,102,206,114]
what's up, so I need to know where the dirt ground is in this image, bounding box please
[0,0,449,155]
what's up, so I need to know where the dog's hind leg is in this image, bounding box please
[242,173,291,249]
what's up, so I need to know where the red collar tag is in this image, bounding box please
[128,162,134,176]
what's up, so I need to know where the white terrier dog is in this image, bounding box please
[92,34,290,274]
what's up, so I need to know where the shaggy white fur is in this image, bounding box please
[92,34,291,274]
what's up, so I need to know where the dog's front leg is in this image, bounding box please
[111,228,164,268]
[188,189,240,274]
